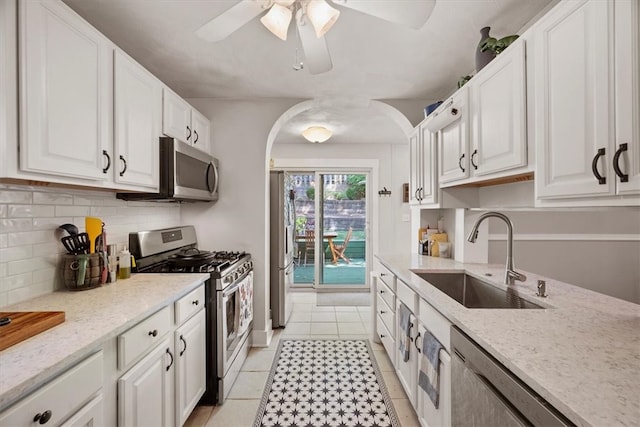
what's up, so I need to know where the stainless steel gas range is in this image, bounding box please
[130,226,253,404]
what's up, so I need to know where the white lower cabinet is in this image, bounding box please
[60,394,104,427]
[373,262,453,427]
[416,321,451,427]
[118,284,206,427]
[119,337,175,427]
[0,351,104,427]
[175,309,206,426]
[416,298,452,427]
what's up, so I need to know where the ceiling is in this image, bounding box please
[63,0,554,145]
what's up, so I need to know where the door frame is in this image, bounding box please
[271,158,380,291]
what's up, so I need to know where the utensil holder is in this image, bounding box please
[61,253,102,291]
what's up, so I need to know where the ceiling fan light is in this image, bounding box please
[306,0,340,38]
[302,126,332,143]
[260,3,292,40]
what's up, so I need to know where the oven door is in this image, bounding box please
[217,272,251,375]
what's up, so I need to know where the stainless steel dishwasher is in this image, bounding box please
[451,327,575,426]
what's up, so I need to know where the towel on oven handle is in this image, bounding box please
[238,272,253,335]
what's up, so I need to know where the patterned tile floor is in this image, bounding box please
[185,291,420,427]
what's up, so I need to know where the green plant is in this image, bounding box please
[295,216,307,234]
[480,34,519,55]
[306,187,315,200]
[345,175,366,200]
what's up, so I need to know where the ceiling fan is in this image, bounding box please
[196,0,436,75]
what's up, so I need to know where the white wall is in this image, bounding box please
[0,184,181,306]
[271,143,411,255]
[181,98,413,345]
[181,98,302,346]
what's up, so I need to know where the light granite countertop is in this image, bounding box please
[376,253,640,427]
[0,273,209,411]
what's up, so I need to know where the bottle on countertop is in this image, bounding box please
[119,246,131,280]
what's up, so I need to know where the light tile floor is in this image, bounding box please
[185,291,420,427]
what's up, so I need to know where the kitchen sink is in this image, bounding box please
[413,272,543,309]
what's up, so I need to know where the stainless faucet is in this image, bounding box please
[467,211,527,285]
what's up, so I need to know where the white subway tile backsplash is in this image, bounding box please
[56,205,90,217]
[0,190,32,204]
[33,217,71,231]
[0,272,32,292]
[8,204,55,218]
[0,245,33,262]
[8,230,53,246]
[8,257,53,275]
[90,206,117,217]
[0,185,182,306]
[7,281,51,305]
[0,219,32,233]
[33,191,73,205]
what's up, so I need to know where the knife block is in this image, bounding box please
[61,253,102,291]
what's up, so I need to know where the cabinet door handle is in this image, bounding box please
[458,153,466,173]
[33,410,52,424]
[148,329,158,337]
[414,331,422,353]
[380,310,386,314]
[591,148,606,184]
[471,149,478,170]
[179,335,187,356]
[102,150,111,173]
[613,143,629,183]
[380,334,386,338]
[119,155,127,177]
[193,130,199,144]
[186,125,191,141]
[192,300,199,305]
[166,348,174,371]
[414,188,420,200]
[418,187,424,201]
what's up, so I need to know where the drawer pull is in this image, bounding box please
[148,329,158,337]
[380,310,386,314]
[166,348,174,371]
[33,410,52,424]
[380,273,387,277]
[379,289,385,294]
[179,335,187,357]
[380,334,386,338]
[192,300,199,306]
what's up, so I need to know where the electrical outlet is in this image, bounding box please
[401,214,410,222]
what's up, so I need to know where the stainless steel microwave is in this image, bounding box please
[117,137,219,202]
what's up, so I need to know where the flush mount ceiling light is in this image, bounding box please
[196,0,437,75]
[302,126,332,143]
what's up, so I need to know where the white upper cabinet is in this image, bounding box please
[19,0,112,181]
[114,49,161,189]
[162,88,211,153]
[190,108,211,153]
[436,88,470,185]
[614,0,640,196]
[534,0,639,205]
[469,39,527,177]
[162,89,191,143]
[409,121,437,205]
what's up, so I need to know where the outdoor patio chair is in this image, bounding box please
[303,229,315,265]
[332,227,352,264]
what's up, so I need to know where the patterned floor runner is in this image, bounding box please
[254,339,399,427]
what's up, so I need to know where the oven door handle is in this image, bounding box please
[223,282,241,299]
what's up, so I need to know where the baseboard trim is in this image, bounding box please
[251,327,274,347]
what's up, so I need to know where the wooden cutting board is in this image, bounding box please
[0,311,65,351]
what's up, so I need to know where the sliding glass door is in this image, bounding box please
[290,171,368,289]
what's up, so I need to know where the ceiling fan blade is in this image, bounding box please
[297,16,333,74]
[196,0,266,42]
[332,0,436,29]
